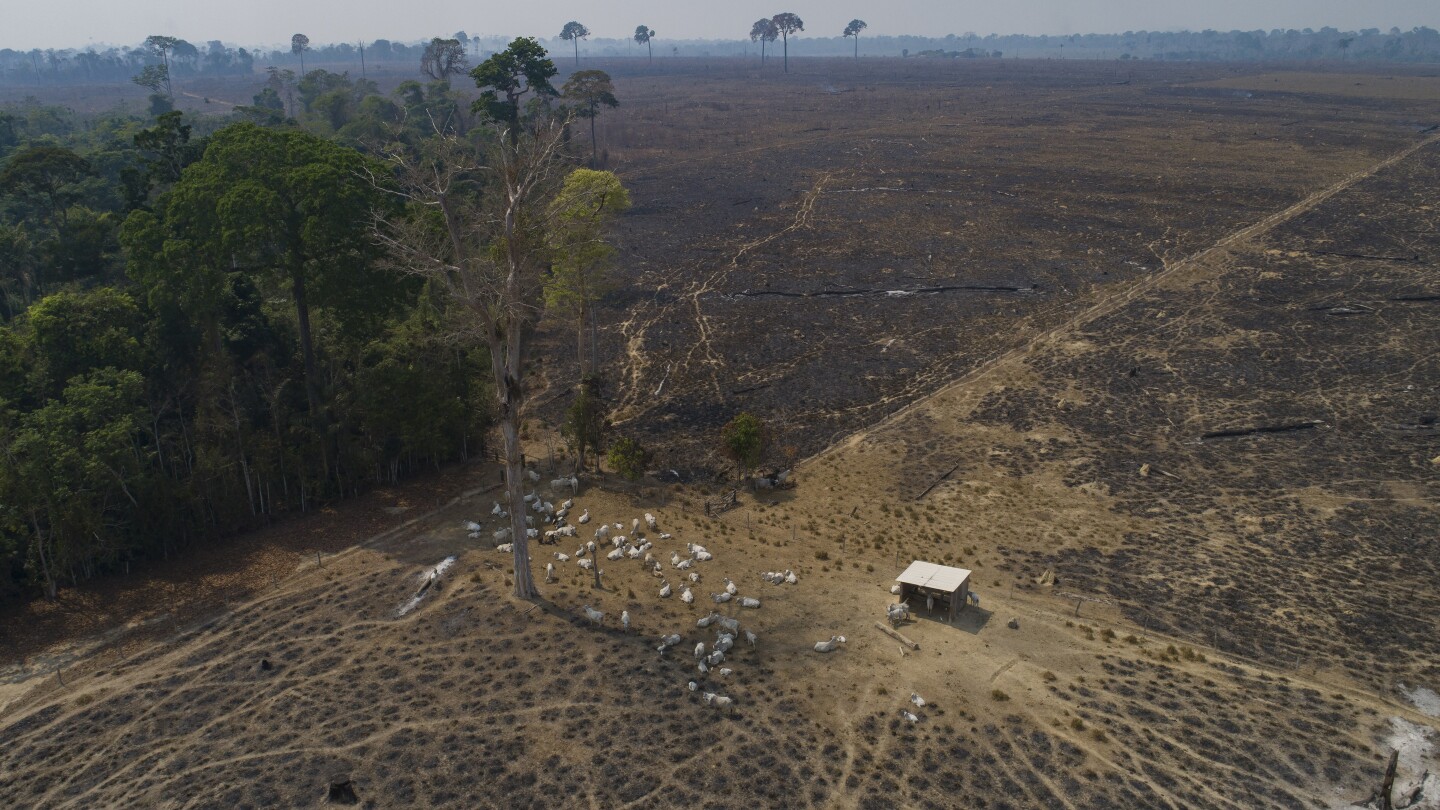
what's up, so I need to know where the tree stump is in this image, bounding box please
[326,773,358,805]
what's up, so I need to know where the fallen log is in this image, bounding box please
[1202,421,1320,441]
[914,461,963,500]
[730,283,1038,300]
[1304,250,1419,263]
[1391,294,1439,302]
[875,622,920,650]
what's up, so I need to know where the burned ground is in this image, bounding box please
[541,59,1440,472]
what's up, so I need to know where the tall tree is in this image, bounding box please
[421,37,468,81]
[750,19,779,64]
[559,21,590,67]
[469,37,558,146]
[771,13,804,73]
[634,26,655,64]
[561,70,618,166]
[1,367,148,599]
[545,167,629,379]
[143,35,179,95]
[843,19,868,60]
[372,117,573,599]
[291,33,310,76]
[159,124,391,452]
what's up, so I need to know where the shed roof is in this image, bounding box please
[896,561,972,593]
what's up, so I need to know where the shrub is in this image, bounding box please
[990,689,1010,702]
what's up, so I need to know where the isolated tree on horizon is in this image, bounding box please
[291,33,310,76]
[142,35,179,97]
[562,69,618,166]
[469,37,558,146]
[559,21,590,67]
[843,19,868,60]
[750,18,779,64]
[771,13,804,73]
[421,37,469,81]
[634,25,655,64]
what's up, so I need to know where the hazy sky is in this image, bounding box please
[8,0,1439,50]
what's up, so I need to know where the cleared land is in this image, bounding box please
[2,61,1438,808]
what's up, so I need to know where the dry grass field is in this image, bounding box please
[2,60,1438,808]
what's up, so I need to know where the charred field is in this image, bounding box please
[1,59,1438,809]
[546,59,1440,470]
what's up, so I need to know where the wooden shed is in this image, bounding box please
[896,561,972,623]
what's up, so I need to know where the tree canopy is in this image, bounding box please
[421,37,468,81]
[561,70,618,165]
[750,19,779,63]
[844,19,868,59]
[469,37,558,144]
[772,13,805,72]
[559,21,591,66]
[634,26,656,63]
[721,412,768,480]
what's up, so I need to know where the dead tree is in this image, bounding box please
[372,117,572,599]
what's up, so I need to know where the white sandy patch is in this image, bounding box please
[1401,684,1440,718]
[396,556,457,617]
[1386,717,1439,810]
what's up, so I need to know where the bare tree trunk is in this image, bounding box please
[30,513,56,600]
[589,109,598,167]
[577,300,588,380]
[500,413,537,598]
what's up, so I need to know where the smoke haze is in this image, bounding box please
[8,0,1438,50]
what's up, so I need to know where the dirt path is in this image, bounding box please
[807,130,1440,468]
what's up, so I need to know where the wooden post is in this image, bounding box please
[1074,597,1082,617]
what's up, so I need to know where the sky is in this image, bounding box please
[6,0,1439,50]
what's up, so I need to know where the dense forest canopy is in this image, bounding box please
[0,46,623,600]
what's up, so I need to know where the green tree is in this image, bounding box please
[421,37,468,81]
[750,18,779,64]
[143,35,179,96]
[843,19,868,60]
[634,26,656,64]
[291,33,310,76]
[26,287,143,396]
[561,70,619,166]
[607,435,650,482]
[546,168,629,378]
[0,367,147,599]
[153,124,393,437]
[721,412,768,482]
[0,146,93,296]
[772,13,805,73]
[0,145,91,231]
[132,110,198,189]
[469,37,558,146]
[562,376,607,472]
[131,64,170,99]
[559,21,591,67]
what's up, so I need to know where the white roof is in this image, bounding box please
[896,560,972,593]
